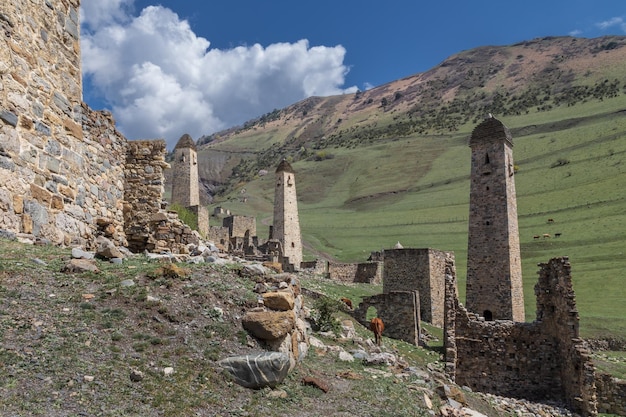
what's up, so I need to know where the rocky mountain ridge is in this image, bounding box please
[193,35,626,197]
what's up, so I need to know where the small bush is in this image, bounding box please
[311,297,342,335]
[169,203,198,230]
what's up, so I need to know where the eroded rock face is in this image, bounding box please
[242,310,295,340]
[219,352,291,389]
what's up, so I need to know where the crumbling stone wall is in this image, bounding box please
[383,248,453,327]
[326,261,382,284]
[595,373,626,415]
[445,257,597,416]
[124,140,198,253]
[208,226,230,251]
[0,0,127,248]
[223,215,256,238]
[0,0,204,254]
[353,291,421,346]
[300,259,327,276]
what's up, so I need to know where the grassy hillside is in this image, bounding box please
[209,94,626,340]
[195,37,626,339]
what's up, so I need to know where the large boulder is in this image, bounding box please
[219,352,291,389]
[242,310,295,341]
[262,291,295,311]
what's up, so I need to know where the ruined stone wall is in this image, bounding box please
[445,257,597,416]
[595,373,626,415]
[0,0,128,248]
[208,226,230,251]
[124,140,199,253]
[353,291,421,346]
[300,259,328,276]
[327,261,382,284]
[383,248,452,327]
[355,261,383,284]
[223,215,256,238]
[327,262,358,283]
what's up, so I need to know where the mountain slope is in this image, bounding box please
[190,36,626,338]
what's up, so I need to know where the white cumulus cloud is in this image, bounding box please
[81,2,356,148]
[596,16,624,30]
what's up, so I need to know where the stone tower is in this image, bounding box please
[171,133,199,207]
[272,160,303,270]
[465,117,525,322]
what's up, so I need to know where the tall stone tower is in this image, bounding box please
[465,117,525,322]
[171,133,199,207]
[272,160,303,270]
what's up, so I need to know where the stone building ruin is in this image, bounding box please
[444,257,597,416]
[443,117,626,416]
[382,248,452,328]
[0,0,201,254]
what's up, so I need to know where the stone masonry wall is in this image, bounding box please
[354,261,383,284]
[595,373,626,415]
[383,248,452,327]
[208,226,229,251]
[445,257,597,416]
[0,0,128,248]
[124,140,199,253]
[353,291,421,346]
[327,261,382,284]
[223,215,256,238]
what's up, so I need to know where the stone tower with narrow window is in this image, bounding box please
[272,160,303,270]
[466,117,525,322]
[171,133,199,207]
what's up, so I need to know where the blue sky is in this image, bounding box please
[80,0,626,148]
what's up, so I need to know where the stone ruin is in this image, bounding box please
[0,0,201,254]
[444,256,597,416]
[208,160,306,272]
[169,133,209,238]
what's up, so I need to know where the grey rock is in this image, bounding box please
[129,369,144,382]
[61,258,99,273]
[0,229,16,240]
[219,352,291,389]
[364,352,397,366]
[120,279,135,287]
[71,247,95,260]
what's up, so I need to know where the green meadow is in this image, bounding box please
[212,96,626,339]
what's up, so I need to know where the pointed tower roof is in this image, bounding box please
[174,133,197,151]
[276,159,294,173]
